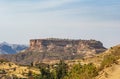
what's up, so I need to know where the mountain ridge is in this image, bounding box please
[0,42,28,54]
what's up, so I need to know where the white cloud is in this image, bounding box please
[0,0,79,13]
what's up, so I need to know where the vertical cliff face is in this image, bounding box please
[29,38,106,54]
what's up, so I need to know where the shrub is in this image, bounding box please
[100,54,116,70]
[55,60,68,79]
[39,64,54,79]
[64,63,98,79]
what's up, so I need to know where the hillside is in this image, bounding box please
[0,38,106,65]
[0,59,40,79]
[95,62,120,79]
[94,45,120,79]
[79,44,120,79]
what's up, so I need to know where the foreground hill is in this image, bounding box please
[0,38,106,65]
[60,44,120,79]
[78,44,120,79]
[0,42,28,54]
[95,45,120,79]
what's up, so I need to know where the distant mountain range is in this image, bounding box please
[0,42,28,54]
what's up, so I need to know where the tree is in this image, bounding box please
[64,63,98,79]
[100,54,116,69]
[56,60,68,79]
[39,65,54,79]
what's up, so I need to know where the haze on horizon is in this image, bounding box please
[0,0,120,48]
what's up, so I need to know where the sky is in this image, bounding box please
[0,0,120,48]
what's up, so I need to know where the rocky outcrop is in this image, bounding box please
[29,38,106,54]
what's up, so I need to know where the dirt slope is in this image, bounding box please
[96,59,120,79]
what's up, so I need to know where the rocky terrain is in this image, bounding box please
[29,38,106,54]
[0,38,106,65]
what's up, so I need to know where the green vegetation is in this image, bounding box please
[38,60,67,79]
[100,54,116,69]
[39,67,53,79]
[36,54,119,79]
[100,46,120,70]
[36,60,98,79]
[64,63,98,79]
[55,60,68,79]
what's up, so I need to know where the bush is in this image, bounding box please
[55,60,68,79]
[37,61,98,79]
[37,60,68,79]
[100,54,116,70]
[39,65,54,79]
[64,63,98,79]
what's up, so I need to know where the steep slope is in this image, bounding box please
[0,42,28,54]
[94,45,120,79]
[95,63,120,79]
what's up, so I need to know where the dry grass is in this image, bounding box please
[0,62,40,78]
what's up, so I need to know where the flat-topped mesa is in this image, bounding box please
[29,38,106,54]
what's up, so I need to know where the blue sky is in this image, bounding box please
[0,0,120,48]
